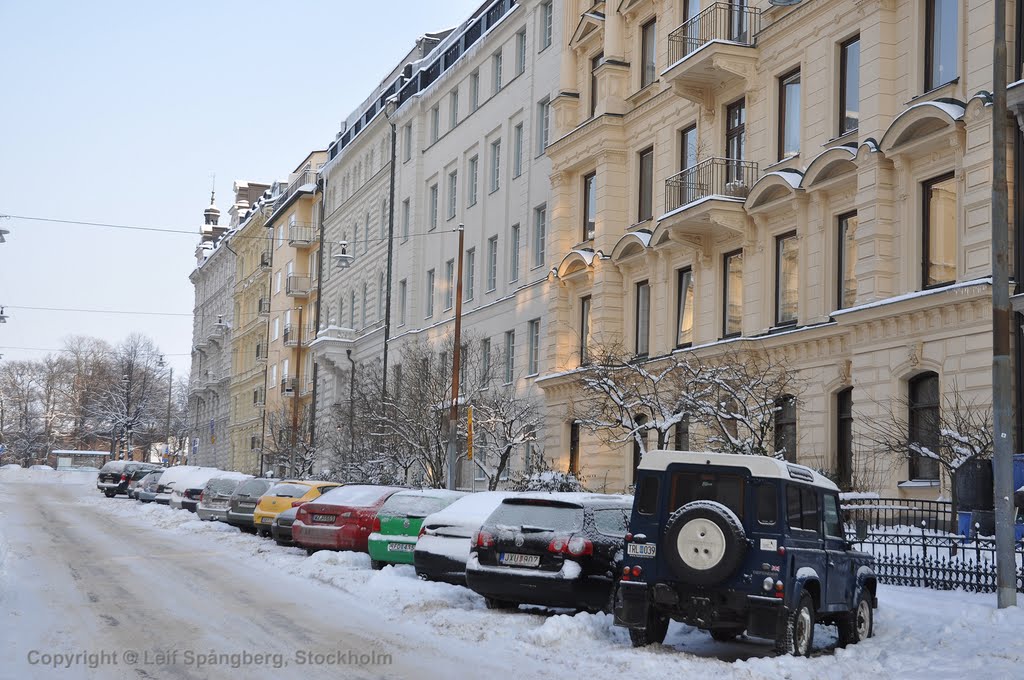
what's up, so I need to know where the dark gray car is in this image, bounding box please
[135,471,164,503]
[226,478,277,533]
[271,506,300,546]
[197,475,252,522]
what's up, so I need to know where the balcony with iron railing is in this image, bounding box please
[307,325,355,370]
[274,170,318,213]
[283,324,300,347]
[257,298,271,316]
[288,223,315,247]
[280,375,298,395]
[259,250,273,270]
[663,3,760,105]
[658,157,758,237]
[286,274,311,297]
[303,323,318,346]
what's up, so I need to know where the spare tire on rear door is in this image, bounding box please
[663,500,747,586]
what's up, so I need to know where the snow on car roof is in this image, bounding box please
[422,491,521,528]
[179,468,230,488]
[511,492,634,506]
[638,450,839,491]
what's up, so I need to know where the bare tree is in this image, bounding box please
[470,381,543,490]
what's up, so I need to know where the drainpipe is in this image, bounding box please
[310,175,327,467]
[346,348,356,478]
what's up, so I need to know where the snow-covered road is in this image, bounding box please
[1,472,1022,680]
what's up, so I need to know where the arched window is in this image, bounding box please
[381,199,388,239]
[338,296,344,327]
[774,395,797,462]
[836,387,854,490]
[908,372,940,480]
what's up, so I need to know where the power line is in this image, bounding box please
[3,305,193,317]
[0,346,191,356]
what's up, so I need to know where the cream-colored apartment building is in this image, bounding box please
[534,0,1018,498]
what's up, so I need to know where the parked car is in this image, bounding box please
[226,477,278,533]
[169,468,224,512]
[613,450,878,656]
[97,461,161,497]
[465,493,632,613]
[292,485,404,554]
[253,480,342,537]
[196,473,253,522]
[135,471,164,503]
[153,466,200,504]
[414,491,519,585]
[367,489,465,569]
[271,506,301,546]
[127,466,164,499]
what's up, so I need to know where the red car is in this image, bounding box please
[292,485,404,554]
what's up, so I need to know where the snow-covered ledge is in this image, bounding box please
[1008,75,1024,132]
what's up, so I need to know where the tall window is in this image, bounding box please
[569,422,581,474]
[504,330,516,383]
[467,156,479,206]
[493,51,503,92]
[513,123,524,178]
[490,140,501,192]
[527,319,540,375]
[481,338,491,383]
[840,36,860,134]
[775,232,798,326]
[429,183,439,230]
[516,30,527,75]
[635,280,651,356]
[725,98,746,182]
[444,259,455,310]
[510,223,521,282]
[449,90,459,129]
[465,248,476,300]
[680,124,697,171]
[380,200,388,239]
[470,70,480,111]
[447,170,458,220]
[580,295,592,365]
[674,416,690,451]
[398,279,407,325]
[723,249,743,337]
[426,269,435,317]
[778,69,801,159]
[537,98,550,154]
[774,395,797,462]
[923,173,956,288]
[925,0,958,90]
[590,52,603,117]
[402,123,412,162]
[583,172,597,240]
[641,19,657,88]
[361,282,368,327]
[638,147,654,222]
[487,235,498,291]
[836,387,853,490]
[533,204,546,268]
[676,267,694,347]
[908,372,940,480]
[401,199,410,240]
[837,212,858,309]
[378,272,385,320]
[350,291,356,327]
[430,105,440,143]
[540,1,553,50]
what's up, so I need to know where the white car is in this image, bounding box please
[153,466,200,505]
[168,467,223,511]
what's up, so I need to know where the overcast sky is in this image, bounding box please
[0,0,482,374]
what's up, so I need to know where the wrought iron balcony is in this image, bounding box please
[660,157,757,237]
[285,274,311,297]
[257,298,271,316]
[288,223,315,246]
[259,250,272,270]
[283,324,301,347]
[280,375,298,394]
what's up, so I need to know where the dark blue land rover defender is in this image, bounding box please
[614,451,877,656]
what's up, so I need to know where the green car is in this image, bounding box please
[368,489,466,569]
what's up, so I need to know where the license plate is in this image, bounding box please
[312,514,336,523]
[499,552,540,568]
[260,517,272,524]
[387,542,414,553]
[238,503,255,509]
[627,543,657,558]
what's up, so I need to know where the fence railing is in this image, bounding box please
[668,2,761,66]
[288,223,315,245]
[664,157,757,213]
[285,275,311,297]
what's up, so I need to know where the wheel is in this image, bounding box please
[257,528,269,538]
[629,608,669,647]
[775,591,815,656]
[662,501,747,586]
[484,597,518,610]
[710,627,744,642]
[370,559,385,570]
[104,490,116,498]
[837,590,874,646]
[305,548,318,556]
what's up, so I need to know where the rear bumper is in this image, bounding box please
[181,499,199,513]
[413,548,468,585]
[292,522,368,551]
[196,506,229,522]
[368,536,416,564]
[136,491,158,503]
[97,482,126,493]
[272,523,294,544]
[154,493,171,505]
[226,509,256,529]
[465,554,610,610]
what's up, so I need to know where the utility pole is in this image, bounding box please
[382,95,400,402]
[291,306,303,478]
[346,348,355,479]
[165,365,173,463]
[991,0,1016,609]
[445,224,465,490]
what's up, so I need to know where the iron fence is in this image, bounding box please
[664,157,757,213]
[668,2,761,65]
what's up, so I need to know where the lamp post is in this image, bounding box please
[158,355,173,464]
[445,224,466,490]
[121,373,131,460]
[381,93,400,403]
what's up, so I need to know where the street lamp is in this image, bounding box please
[158,355,173,464]
[0,307,7,323]
[381,93,400,403]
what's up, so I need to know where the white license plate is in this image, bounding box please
[387,542,415,553]
[238,503,255,509]
[260,517,273,524]
[499,552,541,568]
[627,543,656,558]
[312,514,336,523]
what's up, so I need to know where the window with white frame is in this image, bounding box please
[481,337,492,383]
[449,89,459,129]
[540,1,553,50]
[510,223,520,282]
[399,279,407,326]
[402,123,412,162]
[493,51,503,92]
[503,330,515,383]
[465,248,476,300]
[515,30,526,75]
[401,198,410,240]
[349,290,355,327]
[467,155,479,206]
[640,19,657,88]
[378,272,385,320]
[445,259,455,310]
[470,70,480,111]
[490,140,501,192]
[537,98,550,155]
[361,281,368,327]
[775,232,799,326]
[635,280,650,356]
[512,123,523,178]
[527,319,540,375]
[429,183,439,230]
[533,204,546,268]
[447,170,458,220]
[273,317,280,340]
[275,271,282,293]
[486,236,498,291]
[430,105,439,143]
[426,269,435,317]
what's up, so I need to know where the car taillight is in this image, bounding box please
[549,534,592,556]
[291,500,307,508]
[548,535,569,554]
[631,565,642,578]
[199,492,204,502]
[120,474,127,482]
[472,530,495,548]
[624,533,633,542]
[418,525,427,538]
[372,516,381,532]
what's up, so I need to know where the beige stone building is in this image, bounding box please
[534,0,1018,499]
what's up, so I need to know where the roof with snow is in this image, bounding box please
[638,450,838,491]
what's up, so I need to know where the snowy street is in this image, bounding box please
[1,471,1022,680]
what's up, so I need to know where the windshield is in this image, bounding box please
[234,479,273,497]
[487,501,584,531]
[206,478,243,495]
[266,483,312,498]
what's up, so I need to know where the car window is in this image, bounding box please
[593,508,629,536]
[266,483,311,498]
[786,485,820,534]
[670,472,744,519]
[636,476,659,515]
[235,479,272,497]
[756,482,778,525]
[488,502,584,531]
[380,494,449,516]
[207,478,243,495]
[822,493,844,538]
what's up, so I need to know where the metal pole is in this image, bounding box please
[445,224,465,490]
[991,0,1017,609]
[291,306,303,478]
[346,348,355,479]
[165,366,173,462]
[382,116,398,403]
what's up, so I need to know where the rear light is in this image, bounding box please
[418,526,427,538]
[199,492,204,502]
[291,500,307,508]
[566,536,593,557]
[631,565,642,578]
[372,516,381,532]
[548,535,569,554]
[624,533,633,542]
[472,530,495,548]
[120,474,127,482]
[778,547,786,556]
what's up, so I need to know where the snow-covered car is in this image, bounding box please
[168,468,222,511]
[196,473,253,522]
[153,466,200,505]
[97,460,161,497]
[1,463,22,470]
[292,485,404,553]
[135,471,164,503]
[368,489,466,569]
[127,467,164,499]
[614,450,878,656]
[465,493,632,612]
[252,480,342,537]
[414,491,519,585]
[226,478,278,533]
[29,464,55,471]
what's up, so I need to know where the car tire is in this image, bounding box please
[662,501,746,586]
[104,490,116,498]
[370,559,385,571]
[629,608,669,647]
[775,591,815,656]
[484,597,518,611]
[305,548,318,556]
[837,590,874,646]
[710,627,744,642]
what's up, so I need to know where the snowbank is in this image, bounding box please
[0,467,97,485]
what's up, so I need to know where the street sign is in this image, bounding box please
[466,405,474,461]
